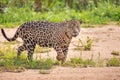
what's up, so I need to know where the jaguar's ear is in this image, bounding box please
[79,20,82,24]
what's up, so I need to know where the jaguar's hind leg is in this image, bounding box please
[17,44,26,58]
[27,49,34,61]
[27,44,36,61]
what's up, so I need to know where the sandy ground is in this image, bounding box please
[0,67,120,80]
[0,24,120,80]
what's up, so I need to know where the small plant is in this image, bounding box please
[39,58,54,74]
[83,36,93,50]
[107,57,120,67]
[83,59,96,67]
[96,52,104,67]
[70,57,83,67]
[26,60,40,69]
[39,58,54,70]
[74,36,93,51]
[63,54,96,67]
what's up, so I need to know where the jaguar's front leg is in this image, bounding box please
[61,46,69,63]
[53,46,65,63]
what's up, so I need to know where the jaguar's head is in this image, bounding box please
[67,20,82,37]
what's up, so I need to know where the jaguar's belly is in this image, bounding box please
[37,38,53,47]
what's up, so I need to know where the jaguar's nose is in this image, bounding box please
[72,32,79,37]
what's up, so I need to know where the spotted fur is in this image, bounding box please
[1,20,82,63]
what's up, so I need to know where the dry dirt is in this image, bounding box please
[0,25,120,80]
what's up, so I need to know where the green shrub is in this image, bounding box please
[0,45,54,72]
[83,59,96,67]
[74,36,93,51]
[0,1,120,28]
[66,54,95,67]
[107,57,120,67]
[39,58,54,70]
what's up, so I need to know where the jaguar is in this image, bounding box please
[1,20,82,63]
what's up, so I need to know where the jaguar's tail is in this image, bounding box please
[1,29,18,42]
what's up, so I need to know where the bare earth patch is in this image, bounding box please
[0,25,120,80]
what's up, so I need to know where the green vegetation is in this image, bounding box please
[0,0,120,73]
[0,45,120,72]
[107,57,120,67]
[0,0,120,28]
[0,46,53,72]
[96,52,104,67]
[63,54,96,67]
[74,36,93,51]
[68,57,95,67]
[0,44,53,72]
